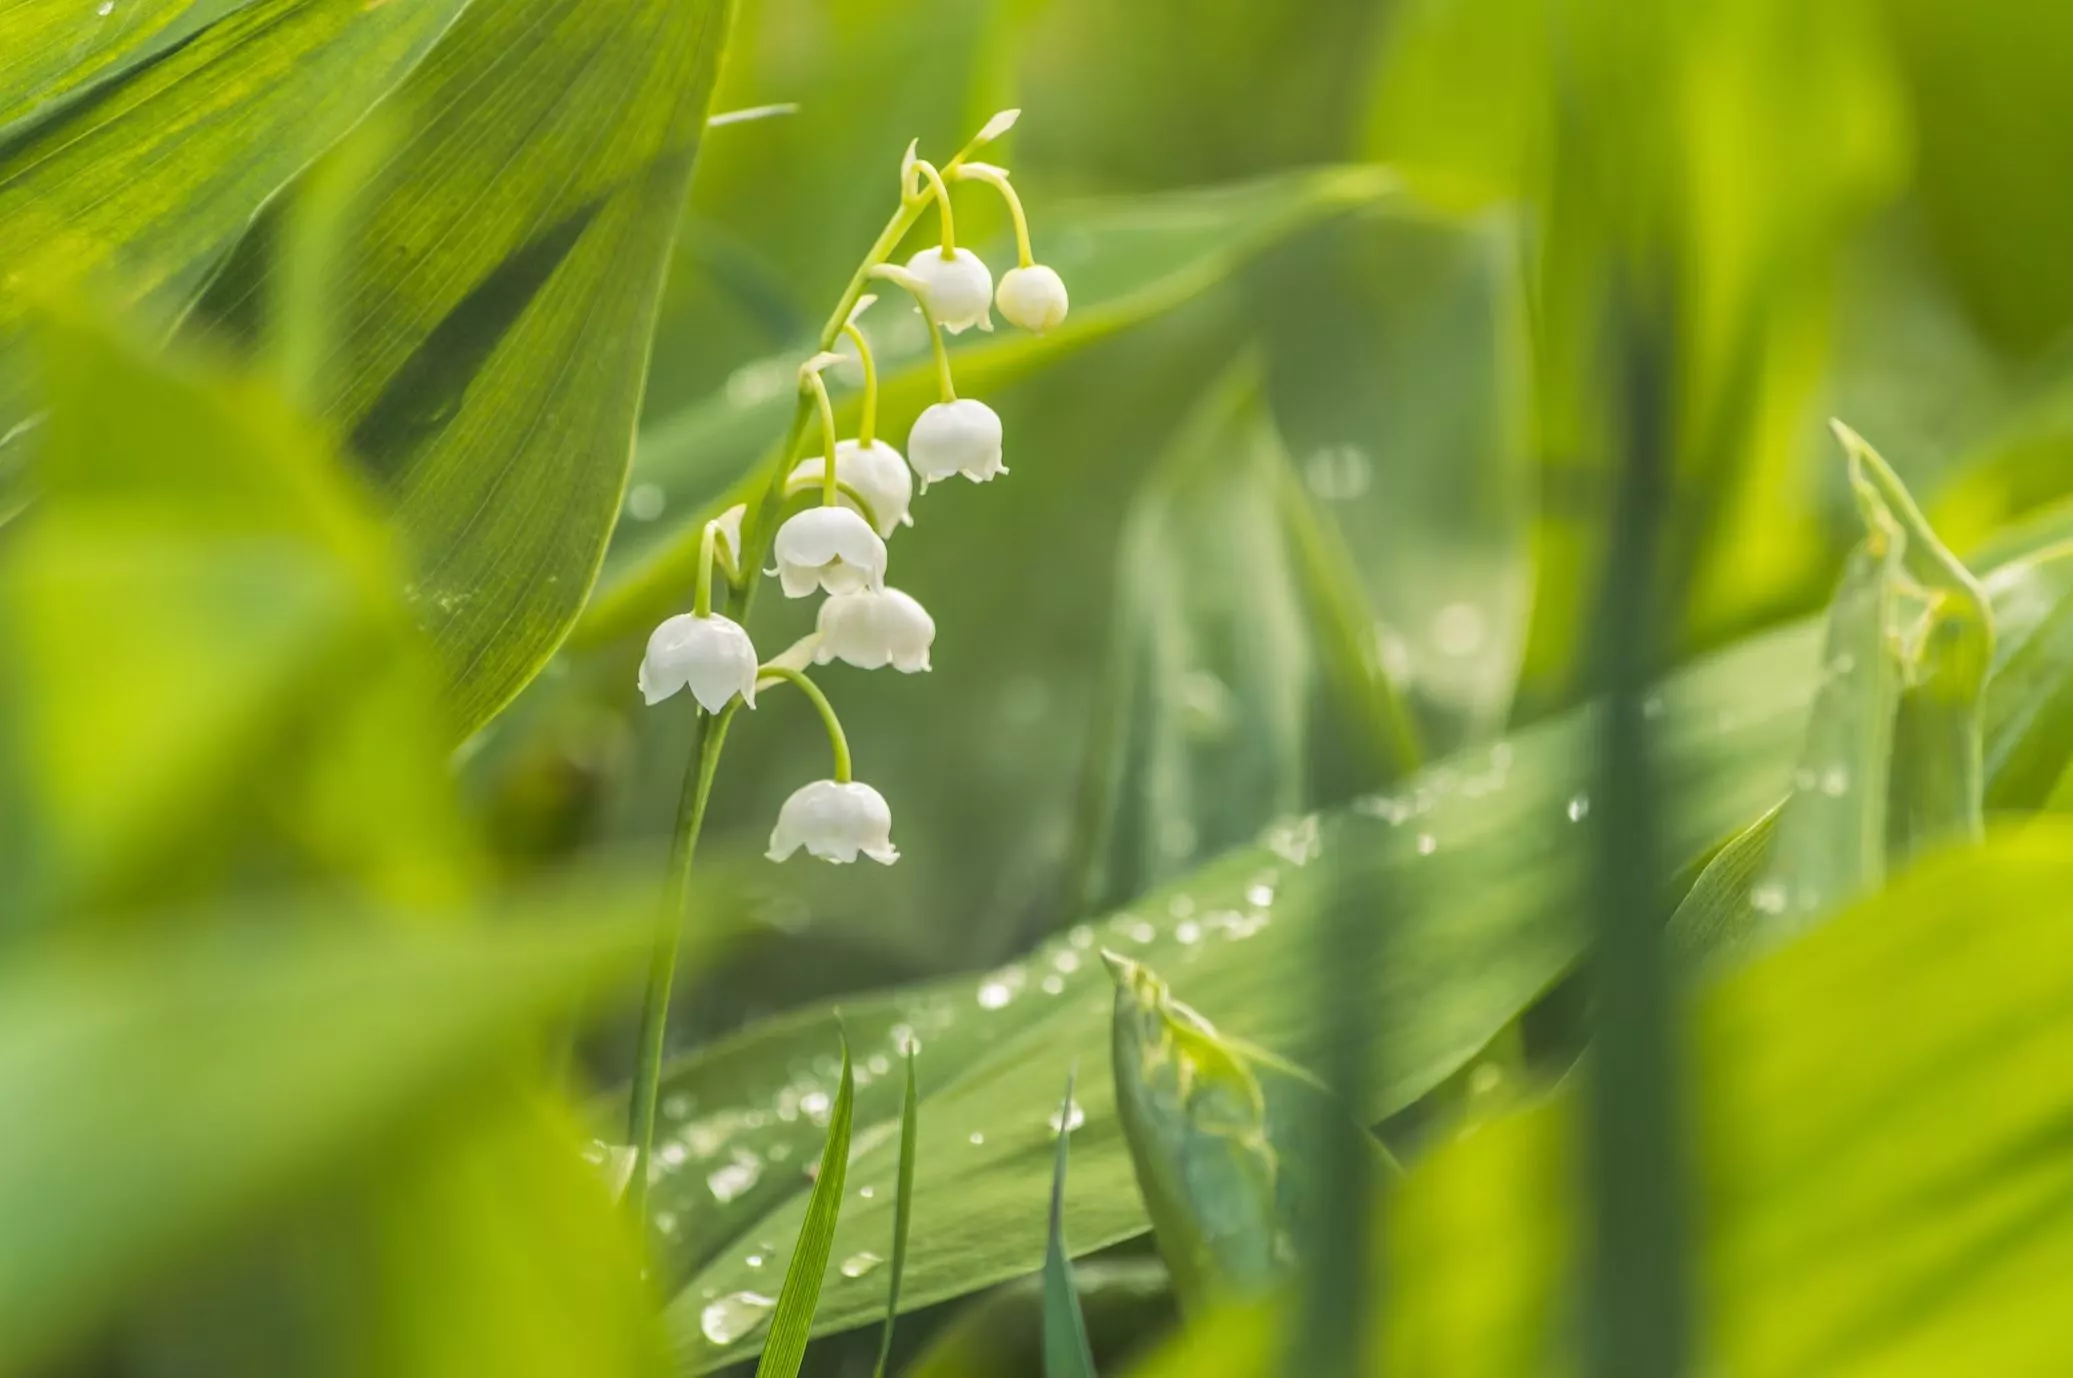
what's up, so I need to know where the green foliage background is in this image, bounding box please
[4,0,2073,1374]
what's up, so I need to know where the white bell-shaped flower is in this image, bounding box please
[767,779,899,865]
[772,505,888,598]
[815,587,935,673]
[789,439,913,537]
[908,398,1005,484]
[904,247,993,334]
[638,612,757,712]
[996,264,1069,332]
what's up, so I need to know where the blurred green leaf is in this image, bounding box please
[651,513,2073,1368]
[1105,954,1392,1312]
[0,0,259,130]
[187,0,734,738]
[1133,822,2073,1376]
[900,1260,1173,1378]
[0,309,468,924]
[579,167,1406,646]
[752,1041,854,1378]
[0,0,472,468]
[1042,1072,1098,1378]
[1070,360,1412,914]
[0,896,654,1377]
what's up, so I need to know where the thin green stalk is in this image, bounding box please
[844,320,879,446]
[692,520,718,618]
[625,699,741,1230]
[806,370,841,507]
[953,163,1033,267]
[760,666,852,782]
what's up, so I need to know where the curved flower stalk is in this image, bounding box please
[623,108,1065,1234]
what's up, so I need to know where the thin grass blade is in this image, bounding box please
[754,1040,856,1378]
[1043,1070,1098,1378]
[871,1040,919,1378]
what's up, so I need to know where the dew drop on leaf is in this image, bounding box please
[1049,1098,1086,1136]
[1566,793,1591,822]
[700,1291,775,1345]
[839,1251,885,1279]
[706,1148,762,1204]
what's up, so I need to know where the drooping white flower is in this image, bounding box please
[815,587,935,673]
[908,398,1004,484]
[789,439,913,536]
[638,612,757,712]
[903,247,993,333]
[767,779,899,865]
[772,505,888,598]
[996,264,1069,333]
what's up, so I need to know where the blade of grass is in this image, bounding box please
[754,1038,855,1378]
[1043,1070,1097,1378]
[871,1041,919,1378]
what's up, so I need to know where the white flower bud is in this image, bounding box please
[638,612,757,712]
[904,247,993,334]
[767,779,899,865]
[908,398,1004,484]
[815,587,935,673]
[996,264,1068,333]
[772,506,888,599]
[789,439,914,537]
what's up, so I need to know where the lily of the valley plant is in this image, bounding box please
[623,109,1069,1227]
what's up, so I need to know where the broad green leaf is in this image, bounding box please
[0,0,257,130]
[652,520,2073,1369]
[1043,1072,1098,1378]
[1981,540,2073,809]
[1665,806,1780,967]
[873,1046,920,1378]
[1131,823,2073,1376]
[577,166,1406,646]
[750,1042,854,1378]
[0,308,467,925]
[186,0,735,738]
[0,897,654,1377]
[1105,954,1393,1311]
[0,0,473,465]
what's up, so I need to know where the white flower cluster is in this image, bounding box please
[638,111,1066,867]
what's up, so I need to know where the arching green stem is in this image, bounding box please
[868,263,957,403]
[692,520,717,618]
[804,369,842,507]
[843,320,880,445]
[954,163,1034,267]
[780,472,883,534]
[760,665,852,782]
[911,157,958,254]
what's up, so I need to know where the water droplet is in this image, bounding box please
[1040,974,1066,995]
[1049,1099,1086,1135]
[95,0,114,13]
[1828,651,1856,676]
[655,1210,678,1235]
[968,1131,987,1146]
[706,1149,763,1204]
[1053,949,1081,974]
[976,965,1026,1009]
[800,1090,832,1122]
[1566,794,1590,823]
[1468,1064,1505,1096]
[858,1184,876,1199]
[626,482,666,521]
[1068,924,1095,949]
[766,1141,792,1162]
[659,1141,688,1168]
[1263,813,1323,865]
[701,1291,775,1345]
[1416,832,1438,856]
[662,1093,693,1120]
[1167,893,1196,919]
[1820,766,1850,797]
[1750,881,1788,915]
[1175,920,1202,945]
[839,1251,885,1279]
[745,1254,766,1269]
[1246,881,1277,907]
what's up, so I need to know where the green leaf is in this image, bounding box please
[1132,822,2073,1376]
[1105,954,1394,1312]
[0,895,654,1377]
[576,166,1406,646]
[750,1041,855,1378]
[1042,1072,1098,1378]
[0,0,258,131]
[0,307,467,924]
[899,1260,1172,1378]
[873,1044,920,1378]
[0,0,473,465]
[185,0,735,738]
